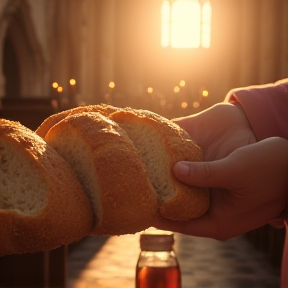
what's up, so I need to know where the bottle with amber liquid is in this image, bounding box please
[135,229,181,288]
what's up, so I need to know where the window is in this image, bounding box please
[161,0,212,48]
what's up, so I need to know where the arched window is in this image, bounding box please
[161,0,212,48]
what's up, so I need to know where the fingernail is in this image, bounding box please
[176,162,190,176]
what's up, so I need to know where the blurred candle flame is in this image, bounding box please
[109,82,115,89]
[70,79,76,86]
[52,82,59,89]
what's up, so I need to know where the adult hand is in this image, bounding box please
[153,137,288,240]
[172,103,256,160]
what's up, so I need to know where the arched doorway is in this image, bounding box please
[0,0,45,97]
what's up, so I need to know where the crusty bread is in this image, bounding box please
[37,104,210,222]
[36,104,119,138]
[110,108,209,220]
[43,112,158,235]
[0,119,93,255]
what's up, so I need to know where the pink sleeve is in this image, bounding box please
[225,79,288,288]
[224,79,288,141]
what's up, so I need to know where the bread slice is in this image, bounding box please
[36,104,118,138]
[110,108,210,220]
[0,119,93,255]
[43,112,158,235]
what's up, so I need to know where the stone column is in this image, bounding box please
[279,0,288,79]
[238,0,260,86]
[258,0,282,84]
[99,0,115,96]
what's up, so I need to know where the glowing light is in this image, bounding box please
[57,86,63,93]
[52,82,58,89]
[193,101,200,108]
[174,86,180,93]
[147,87,153,94]
[69,79,76,86]
[161,0,212,48]
[202,90,209,97]
[109,82,115,89]
[179,80,185,87]
[181,102,188,109]
[161,1,170,47]
[171,1,201,48]
[201,2,212,48]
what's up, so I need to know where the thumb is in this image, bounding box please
[173,160,230,188]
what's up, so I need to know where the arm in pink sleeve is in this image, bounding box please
[225,79,288,288]
[224,79,288,141]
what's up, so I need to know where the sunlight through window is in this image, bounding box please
[161,0,212,48]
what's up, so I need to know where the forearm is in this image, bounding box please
[225,79,288,222]
[225,79,288,141]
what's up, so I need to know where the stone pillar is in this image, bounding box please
[78,0,101,104]
[99,0,115,96]
[279,0,288,79]
[0,73,5,99]
[258,0,282,84]
[238,0,260,86]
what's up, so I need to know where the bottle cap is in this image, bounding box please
[140,229,174,251]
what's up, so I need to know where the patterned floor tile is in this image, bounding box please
[68,232,280,288]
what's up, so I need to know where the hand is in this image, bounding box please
[172,103,257,160]
[152,137,288,240]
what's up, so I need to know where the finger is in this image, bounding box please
[171,115,198,139]
[173,159,232,188]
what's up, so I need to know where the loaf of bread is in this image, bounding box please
[43,112,158,235]
[37,104,210,223]
[0,105,209,255]
[0,119,93,256]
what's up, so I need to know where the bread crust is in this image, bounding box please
[44,112,158,235]
[110,108,210,220]
[36,104,118,138]
[0,119,93,255]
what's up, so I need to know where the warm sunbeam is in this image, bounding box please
[161,0,212,48]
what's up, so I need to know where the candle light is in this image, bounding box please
[52,82,59,89]
[69,79,77,107]
[109,82,115,89]
[179,80,185,87]
[147,87,153,94]
[174,86,180,93]
[69,79,76,86]
[181,102,188,109]
[202,90,209,97]
[57,86,63,93]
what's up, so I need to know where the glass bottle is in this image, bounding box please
[135,229,181,288]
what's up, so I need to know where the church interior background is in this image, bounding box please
[0,0,288,286]
[1,0,287,120]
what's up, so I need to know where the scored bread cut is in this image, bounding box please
[43,112,158,235]
[110,108,209,220]
[36,104,119,138]
[0,119,93,255]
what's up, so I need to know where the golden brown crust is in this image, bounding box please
[36,104,119,138]
[44,112,158,235]
[0,119,93,255]
[110,108,210,220]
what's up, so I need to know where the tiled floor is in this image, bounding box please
[68,232,280,288]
